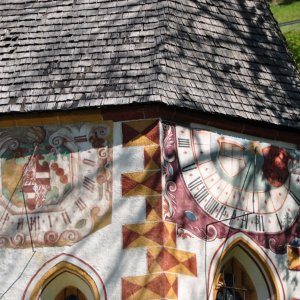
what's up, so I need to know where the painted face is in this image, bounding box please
[262,146,291,188]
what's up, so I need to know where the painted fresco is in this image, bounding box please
[288,245,300,271]
[0,122,112,248]
[163,122,300,254]
[120,119,196,300]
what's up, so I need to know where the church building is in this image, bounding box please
[0,0,300,299]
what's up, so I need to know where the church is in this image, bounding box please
[0,0,300,299]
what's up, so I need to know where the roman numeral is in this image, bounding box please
[215,205,227,220]
[75,197,87,211]
[276,213,283,230]
[193,185,209,204]
[182,162,197,172]
[83,176,95,192]
[230,210,237,226]
[204,197,219,215]
[240,214,248,230]
[48,215,53,228]
[83,158,96,167]
[178,138,190,148]
[17,217,24,230]
[188,176,203,191]
[62,212,71,225]
[29,216,40,231]
[255,215,265,232]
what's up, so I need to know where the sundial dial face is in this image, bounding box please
[163,123,300,253]
[0,122,113,248]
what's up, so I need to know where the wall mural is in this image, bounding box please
[0,122,112,248]
[121,119,197,300]
[163,123,300,254]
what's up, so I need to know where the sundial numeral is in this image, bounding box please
[230,210,237,226]
[215,205,227,220]
[240,214,248,230]
[61,212,71,225]
[276,213,283,230]
[193,185,209,204]
[188,176,203,191]
[204,197,219,215]
[83,176,95,192]
[83,158,96,167]
[48,215,53,228]
[182,163,197,172]
[255,215,265,232]
[29,216,40,231]
[178,138,190,148]
[75,197,87,211]
[17,217,24,230]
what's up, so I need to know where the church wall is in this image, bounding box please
[0,116,298,299]
[162,121,300,300]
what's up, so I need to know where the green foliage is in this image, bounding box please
[270,1,300,23]
[270,1,300,70]
[284,26,300,69]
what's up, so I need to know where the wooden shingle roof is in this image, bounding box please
[0,0,300,129]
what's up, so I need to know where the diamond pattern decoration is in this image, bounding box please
[122,170,162,197]
[122,119,159,147]
[144,146,161,170]
[123,222,176,249]
[147,247,197,276]
[122,273,178,300]
[121,119,197,299]
[146,196,162,222]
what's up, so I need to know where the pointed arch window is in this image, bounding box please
[27,261,100,300]
[212,239,279,300]
[216,257,257,300]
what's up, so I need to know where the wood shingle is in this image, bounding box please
[0,0,299,129]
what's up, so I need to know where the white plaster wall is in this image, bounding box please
[0,119,297,300]
[175,232,228,300]
[265,246,300,299]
